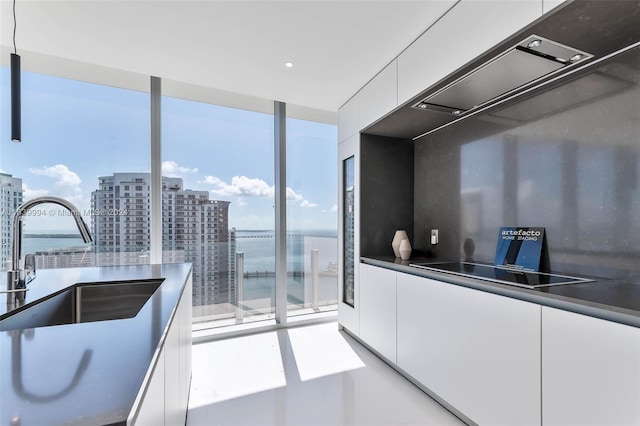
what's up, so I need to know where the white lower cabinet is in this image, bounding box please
[179,277,193,417]
[164,304,182,426]
[135,351,166,426]
[359,263,397,363]
[133,275,192,425]
[541,307,640,425]
[396,272,541,425]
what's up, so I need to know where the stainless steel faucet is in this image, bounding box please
[7,196,93,302]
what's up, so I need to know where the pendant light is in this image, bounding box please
[11,0,21,142]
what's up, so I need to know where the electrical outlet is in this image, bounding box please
[431,229,439,245]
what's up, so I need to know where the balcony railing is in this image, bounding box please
[10,232,337,328]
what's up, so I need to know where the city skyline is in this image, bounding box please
[0,65,338,321]
[20,171,338,318]
[91,172,236,308]
[0,67,337,232]
[0,172,24,266]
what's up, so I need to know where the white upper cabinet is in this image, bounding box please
[338,96,360,143]
[397,0,542,106]
[358,61,398,133]
[339,0,543,143]
[543,0,565,15]
[338,60,398,143]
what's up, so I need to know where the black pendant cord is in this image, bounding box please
[13,0,17,54]
[11,0,21,142]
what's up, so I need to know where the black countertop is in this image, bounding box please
[0,263,192,426]
[363,256,640,329]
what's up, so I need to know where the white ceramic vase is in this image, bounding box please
[399,239,412,260]
[392,230,408,257]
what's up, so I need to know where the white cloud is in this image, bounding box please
[29,164,81,187]
[201,176,223,185]
[322,204,338,213]
[204,175,265,197]
[162,160,198,177]
[202,175,321,210]
[229,176,273,197]
[22,183,50,200]
[203,175,304,202]
[286,187,304,202]
[28,164,82,203]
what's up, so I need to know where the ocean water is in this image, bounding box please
[233,230,338,309]
[237,230,338,273]
[23,229,338,273]
[24,229,338,308]
[23,236,88,254]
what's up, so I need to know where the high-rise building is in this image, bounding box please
[91,173,236,307]
[0,173,23,266]
[92,173,150,265]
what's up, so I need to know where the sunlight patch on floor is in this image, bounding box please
[189,331,286,407]
[287,323,365,382]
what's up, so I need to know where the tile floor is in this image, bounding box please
[187,322,465,426]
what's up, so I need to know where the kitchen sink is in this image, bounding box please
[0,279,163,332]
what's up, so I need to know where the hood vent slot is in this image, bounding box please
[413,35,592,116]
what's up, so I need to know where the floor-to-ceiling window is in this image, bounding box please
[161,86,276,326]
[286,116,338,316]
[1,62,337,329]
[0,67,150,268]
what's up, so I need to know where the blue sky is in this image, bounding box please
[1,68,337,232]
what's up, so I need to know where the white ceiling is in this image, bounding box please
[0,0,458,114]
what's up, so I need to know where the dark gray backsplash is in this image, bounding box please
[412,43,640,282]
[360,134,414,257]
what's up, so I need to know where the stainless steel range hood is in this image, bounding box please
[363,1,640,141]
[412,35,592,115]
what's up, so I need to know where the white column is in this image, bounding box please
[236,252,244,320]
[150,76,162,264]
[274,101,287,325]
[311,248,319,309]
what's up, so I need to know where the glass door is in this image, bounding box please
[343,156,355,307]
[338,135,359,332]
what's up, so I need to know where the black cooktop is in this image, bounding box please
[409,262,595,289]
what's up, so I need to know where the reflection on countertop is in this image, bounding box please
[0,263,192,426]
[409,261,594,288]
